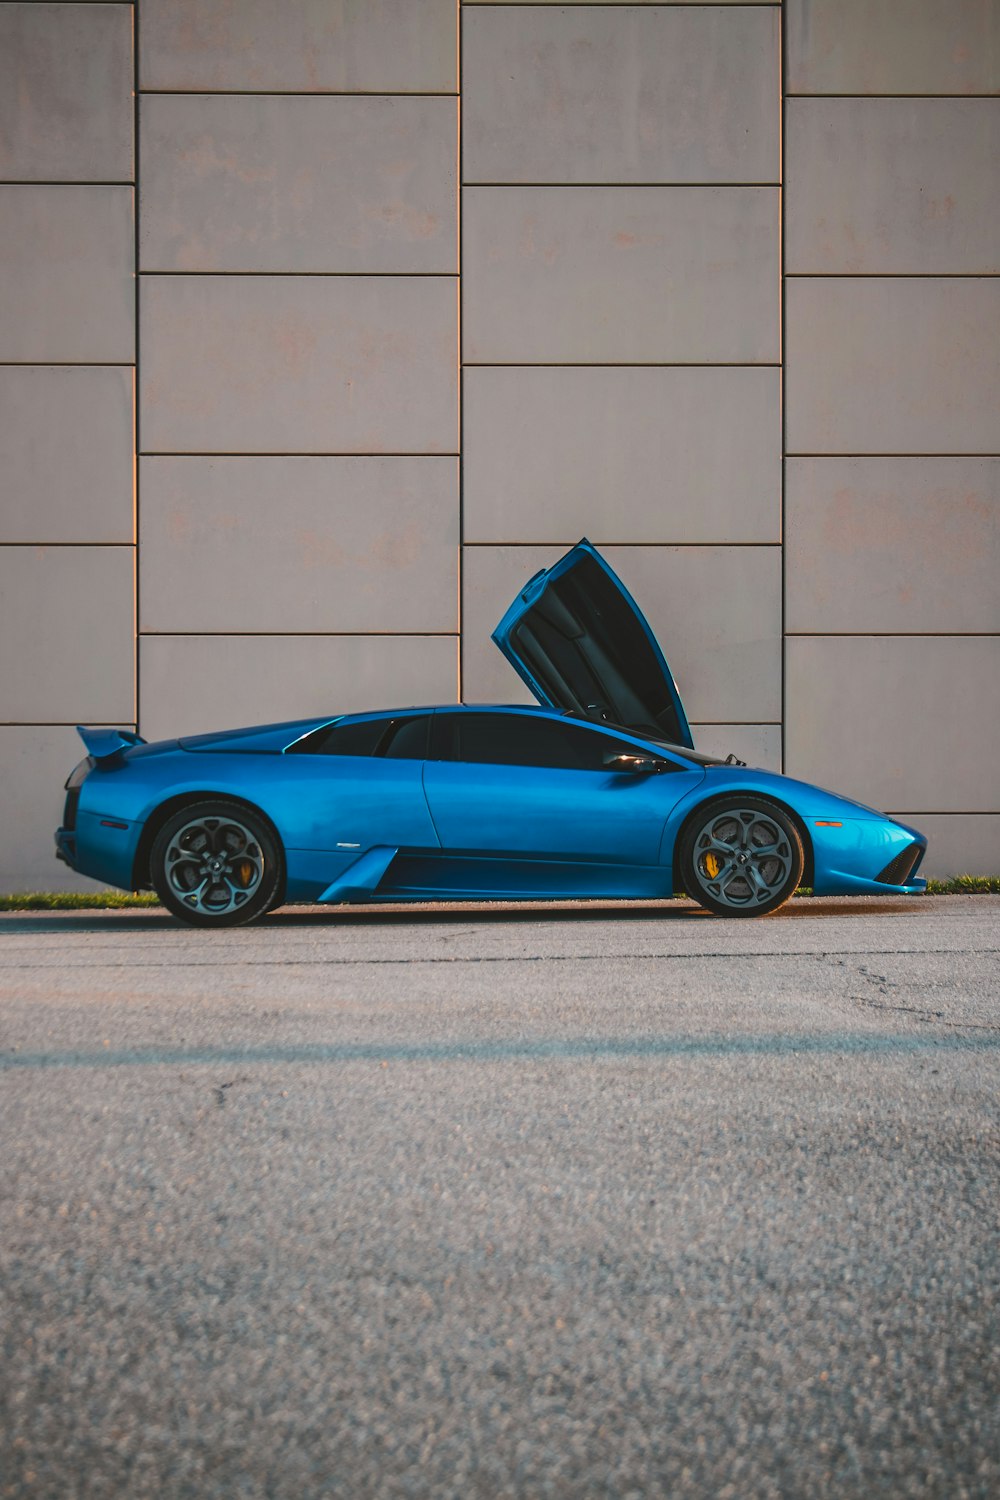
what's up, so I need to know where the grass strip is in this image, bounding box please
[0,891,162,910]
[0,876,998,911]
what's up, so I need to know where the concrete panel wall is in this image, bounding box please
[891,817,1000,882]
[459,0,784,843]
[785,2,1000,871]
[140,457,458,633]
[463,367,780,544]
[140,94,457,273]
[786,0,1000,96]
[140,275,459,453]
[0,7,136,891]
[0,367,134,543]
[785,459,999,636]
[463,6,779,185]
[463,187,779,364]
[0,185,134,362]
[786,100,1000,276]
[785,279,1000,456]
[0,546,134,722]
[139,0,458,93]
[130,0,463,881]
[0,4,133,182]
[785,637,998,814]
[139,635,459,744]
[461,545,781,727]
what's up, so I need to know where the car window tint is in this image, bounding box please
[447,713,649,770]
[381,716,430,759]
[286,717,388,756]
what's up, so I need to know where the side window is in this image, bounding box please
[440,713,657,771]
[286,715,430,758]
[380,715,431,760]
[287,717,389,756]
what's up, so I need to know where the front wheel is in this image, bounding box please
[680,796,804,917]
[150,800,282,927]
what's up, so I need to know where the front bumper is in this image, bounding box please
[810,817,927,897]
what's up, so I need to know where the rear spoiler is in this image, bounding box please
[76,726,146,764]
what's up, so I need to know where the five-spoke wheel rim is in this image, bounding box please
[691,807,794,911]
[163,815,265,916]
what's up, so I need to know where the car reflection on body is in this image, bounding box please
[56,541,926,926]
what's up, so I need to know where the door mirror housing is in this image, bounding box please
[603,752,663,774]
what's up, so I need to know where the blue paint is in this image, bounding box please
[55,543,927,916]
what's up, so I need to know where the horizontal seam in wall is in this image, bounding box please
[462,182,781,189]
[138,89,459,98]
[885,812,1000,817]
[139,452,461,459]
[0,724,135,729]
[461,549,779,555]
[464,361,782,369]
[784,632,999,639]
[0,180,135,188]
[138,632,460,638]
[139,271,459,278]
[462,365,779,374]
[464,2,782,6]
[0,549,134,555]
[786,453,1000,459]
[0,362,136,369]
[786,92,1000,100]
[785,272,998,279]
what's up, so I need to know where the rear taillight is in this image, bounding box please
[63,787,81,831]
[62,757,92,831]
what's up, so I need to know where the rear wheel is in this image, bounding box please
[150,800,281,927]
[680,796,804,917]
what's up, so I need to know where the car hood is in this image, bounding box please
[492,540,694,748]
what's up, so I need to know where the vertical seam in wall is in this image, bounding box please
[457,0,464,704]
[779,3,787,776]
[132,0,141,734]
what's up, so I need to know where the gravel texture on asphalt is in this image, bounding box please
[1,896,998,1499]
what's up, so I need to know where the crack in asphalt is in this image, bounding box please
[812,955,1000,1030]
[1,946,998,972]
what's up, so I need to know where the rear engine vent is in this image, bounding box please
[876,843,922,887]
[63,787,81,832]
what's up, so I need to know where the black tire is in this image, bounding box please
[150,800,282,928]
[680,795,804,918]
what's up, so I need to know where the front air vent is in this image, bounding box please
[875,843,922,887]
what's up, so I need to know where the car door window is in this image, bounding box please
[435,712,661,771]
[380,715,431,759]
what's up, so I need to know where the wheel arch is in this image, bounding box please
[132,791,286,896]
[671,791,814,896]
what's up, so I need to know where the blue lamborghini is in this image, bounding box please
[56,541,927,925]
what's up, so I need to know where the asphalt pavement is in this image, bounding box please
[2,895,998,1499]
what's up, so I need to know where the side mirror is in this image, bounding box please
[603,752,662,774]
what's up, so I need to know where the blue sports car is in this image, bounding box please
[56,541,927,925]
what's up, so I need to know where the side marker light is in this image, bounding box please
[814,820,843,827]
[100,819,129,830]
